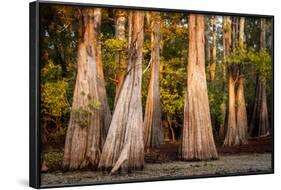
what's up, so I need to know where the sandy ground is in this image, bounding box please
[41,153,272,186]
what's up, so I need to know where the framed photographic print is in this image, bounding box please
[29,0,274,188]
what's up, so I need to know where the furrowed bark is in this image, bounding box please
[114,10,127,106]
[236,77,248,144]
[143,12,164,149]
[210,16,217,81]
[63,9,107,170]
[181,14,218,161]
[223,71,240,146]
[223,16,239,147]
[235,17,248,144]
[98,11,144,173]
[223,16,248,146]
[94,8,112,135]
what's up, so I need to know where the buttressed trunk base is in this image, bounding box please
[181,14,218,161]
[98,11,145,174]
[144,12,164,149]
[63,8,110,170]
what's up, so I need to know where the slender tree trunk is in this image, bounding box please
[236,17,248,144]
[224,17,248,146]
[224,71,240,146]
[223,16,241,147]
[63,9,106,170]
[219,16,230,140]
[94,9,112,134]
[250,18,269,137]
[114,10,127,106]
[181,14,218,161]
[258,78,269,135]
[236,77,248,144]
[205,18,211,70]
[239,17,245,48]
[143,12,164,149]
[98,11,144,173]
[210,16,217,81]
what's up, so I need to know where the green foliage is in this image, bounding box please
[225,42,272,79]
[89,99,102,110]
[44,152,64,163]
[160,58,186,119]
[225,42,248,64]
[41,60,63,82]
[104,38,127,52]
[248,48,272,79]
[41,80,70,117]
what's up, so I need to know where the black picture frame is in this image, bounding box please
[30,1,274,188]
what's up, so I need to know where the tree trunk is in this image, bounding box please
[235,17,248,144]
[224,71,240,146]
[223,16,240,147]
[94,8,112,134]
[219,17,228,139]
[249,18,269,137]
[181,14,218,161]
[224,17,248,146]
[205,18,211,69]
[63,9,107,170]
[239,17,245,48]
[143,12,164,149]
[210,16,217,81]
[114,10,127,106]
[236,77,248,144]
[251,76,269,137]
[98,11,144,173]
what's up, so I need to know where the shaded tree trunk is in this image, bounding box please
[224,17,248,146]
[98,11,144,173]
[236,77,248,144]
[223,16,240,147]
[63,9,107,170]
[250,18,269,137]
[205,18,211,70]
[181,14,218,161]
[224,71,240,146]
[114,10,127,106]
[94,8,112,134]
[210,16,217,81]
[219,16,230,140]
[143,12,164,149]
[236,17,248,144]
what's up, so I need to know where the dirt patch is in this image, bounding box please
[41,153,272,186]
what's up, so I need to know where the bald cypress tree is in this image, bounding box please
[144,12,164,149]
[98,11,145,173]
[63,8,111,170]
[181,14,218,161]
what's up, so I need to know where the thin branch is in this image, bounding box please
[143,58,152,74]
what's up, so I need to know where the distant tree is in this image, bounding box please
[210,16,217,80]
[223,16,239,147]
[236,17,248,144]
[144,12,164,149]
[95,9,112,134]
[249,18,270,137]
[98,11,144,173]
[114,10,127,106]
[223,16,248,146]
[181,14,218,160]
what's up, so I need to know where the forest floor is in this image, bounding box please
[41,136,273,186]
